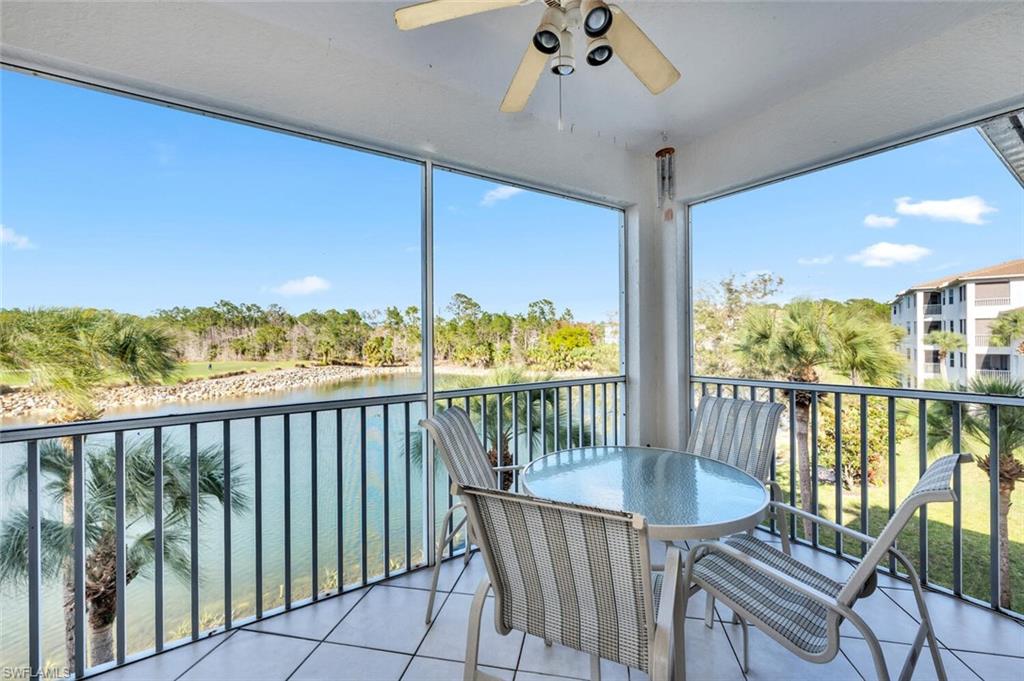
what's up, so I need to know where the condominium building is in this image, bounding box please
[891,259,1024,387]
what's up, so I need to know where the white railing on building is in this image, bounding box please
[924,362,941,374]
[977,369,1011,379]
[924,304,943,315]
[976,297,1011,306]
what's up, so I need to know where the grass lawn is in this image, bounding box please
[771,423,1023,611]
[0,360,310,388]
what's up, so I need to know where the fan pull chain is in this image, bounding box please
[559,75,567,131]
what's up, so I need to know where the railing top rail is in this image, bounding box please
[435,374,624,400]
[0,375,627,443]
[0,391,428,443]
[691,375,1024,407]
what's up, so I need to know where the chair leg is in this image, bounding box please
[590,654,602,681]
[899,579,947,681]
[704,595,715,629]
[426,507,465,624]
[464,579,490,681]
[738,617,749,673]
[464,523,474,565]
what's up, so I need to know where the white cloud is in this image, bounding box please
[797,254,834,266]
[894,195,996,225]
[863,214,898,228]
[480,185,524,207]
[0,225,35,249]
[847,242,931,268]
[272,275,331,296]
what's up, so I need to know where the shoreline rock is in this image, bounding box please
[1,365,415,420]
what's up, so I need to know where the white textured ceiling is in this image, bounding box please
[225,1,1009,148]
[2,1,1023,202]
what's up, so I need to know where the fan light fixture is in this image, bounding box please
[581,0,612,37]
[394,0,681,113]
[550,29,575,76]
[586,36,613,66]
[533,6,565,55]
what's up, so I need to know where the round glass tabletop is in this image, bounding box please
[521,446,769,541]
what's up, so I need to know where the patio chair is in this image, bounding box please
[687,393,790,628]
[419,406,522,624]
[687,395,785,483]
[681,452,969,681]
[457,483,686,681]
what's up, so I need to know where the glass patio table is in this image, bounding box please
[521,446,769,542]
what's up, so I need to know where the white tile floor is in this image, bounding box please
[94,533,1023,681]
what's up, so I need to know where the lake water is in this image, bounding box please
[0,372,449,671]
[2,370,618,672]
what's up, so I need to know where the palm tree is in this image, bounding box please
[990,308,1024,355]
[830,311,904,386]
[923,330,966,384]
[1,309,182,667]
[735,301,832,535]
[735,301,905,536]
[1,308,179,421]
[0,436,248,667]
[925,376,1024,609]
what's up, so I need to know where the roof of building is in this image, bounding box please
[979,110,1024,189]
[894,259,1024,299]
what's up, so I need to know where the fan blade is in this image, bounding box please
[395,0,524,31]
[500,41,547,112]
[606,4,680,94]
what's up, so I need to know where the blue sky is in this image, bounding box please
[1,70,621,322]
[692,126,1024,303]
[2,69,1021,321]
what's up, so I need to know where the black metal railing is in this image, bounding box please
[691,375,1023,620]
[0,375,626,679]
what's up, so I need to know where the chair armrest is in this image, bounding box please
[687,540,844,613]
[652,546,685,680]
[768,501,876,546]
[492,464,526,472]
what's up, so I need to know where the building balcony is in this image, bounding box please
[976,297,1012,306]
[924,304,943,316]
[977,368,1011,379]
[924,362,942,374]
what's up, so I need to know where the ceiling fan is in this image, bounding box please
[394,0,680,113]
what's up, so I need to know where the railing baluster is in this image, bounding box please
[383,405,391,577]
[541,389,548,454]
[284,414,293,607]
[255,417,263,616]
[554,388,560,451]
[27,440,41,681]
[613,383,619,445]
[335,410,343,592]
[512,392,520,492]
[405,402,412,570]
[223,420,233,626]
[988,404,1000,609]
[360,406,368,585]
[481,394,488,454]
[567,386,573,448]
[859,395,869,557]
[587,383,594,446]
[602,383,609,445]
[189,423,199,639]
[834,393,843,557]
[496,393,504,488]
[789,389,797,543]
[527,390,535,462]
[310,412,319,598]
[918,399,928,585]
[887,397,897,575]
[767,388,777,534]
[74,435,87,674]
[579,385,585,446]
[951,403,962,596]
[115,431,127,663]
[811,391,819,547]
